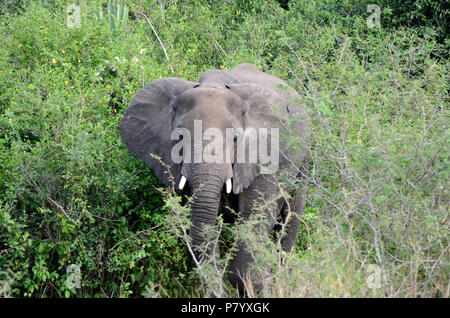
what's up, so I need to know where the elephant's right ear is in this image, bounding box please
[119,78,196,186]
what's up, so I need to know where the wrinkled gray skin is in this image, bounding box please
[120,63,310,291]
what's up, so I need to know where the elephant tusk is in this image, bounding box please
[178,176,187,190]
[226,179,232,194]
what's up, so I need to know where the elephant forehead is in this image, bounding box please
[172,89,244,130]
[198,81,227,89]
[198,69,239,86]
[174,87,240,109]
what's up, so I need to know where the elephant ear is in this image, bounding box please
[120,78,196,186]
[229,83,292,194]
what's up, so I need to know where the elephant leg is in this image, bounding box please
[280,164,308,252]
[228,174,281,292]
[280,189,305,253]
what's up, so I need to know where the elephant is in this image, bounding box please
[119,63,310,292]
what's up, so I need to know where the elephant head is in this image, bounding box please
[119,63,309,258]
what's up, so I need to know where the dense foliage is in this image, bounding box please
[0,0,448,297]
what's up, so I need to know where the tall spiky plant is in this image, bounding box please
[97,1,128,32]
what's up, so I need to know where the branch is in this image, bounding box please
[140,13,174,73]
[19,161,76,223]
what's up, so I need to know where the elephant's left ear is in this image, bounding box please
[228,83,290,194]
[119,78,197,186]
[229,82,309,194]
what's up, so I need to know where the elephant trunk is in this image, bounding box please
[188,163,226,256]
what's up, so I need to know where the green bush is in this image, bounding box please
[0,0,448,297]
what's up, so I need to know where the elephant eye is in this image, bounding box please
[193,84,200,88]
[225,84,231,89]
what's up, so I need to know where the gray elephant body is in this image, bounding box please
[120,63,310,291]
